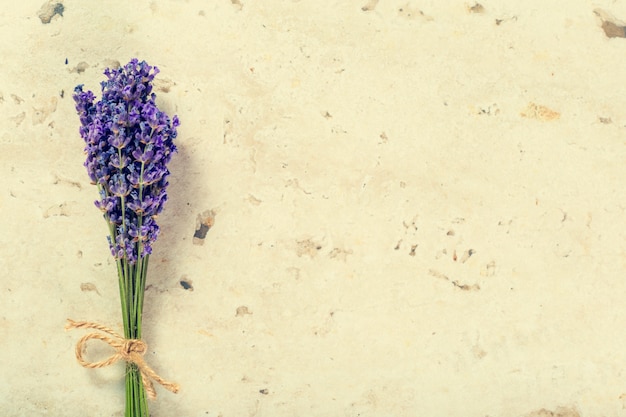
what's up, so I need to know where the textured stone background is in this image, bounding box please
[2,1,626,416]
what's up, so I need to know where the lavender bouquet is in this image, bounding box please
[68,58,179,417]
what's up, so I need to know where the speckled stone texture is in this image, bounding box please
[2,1,626,416]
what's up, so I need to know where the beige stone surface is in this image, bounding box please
[2,0,626,416]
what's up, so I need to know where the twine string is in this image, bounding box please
[65,319,179,400]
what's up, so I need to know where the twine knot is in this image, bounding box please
[65,319,179,400]
[120,339,147,357]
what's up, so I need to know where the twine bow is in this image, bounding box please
[65,319,180,400]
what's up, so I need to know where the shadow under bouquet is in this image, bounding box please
[68,58,180,417]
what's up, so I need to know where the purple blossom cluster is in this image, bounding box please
[73,59,179,264]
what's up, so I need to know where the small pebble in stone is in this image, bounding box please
[38,1,64,24]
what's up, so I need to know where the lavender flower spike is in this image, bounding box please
[73,58,179,265]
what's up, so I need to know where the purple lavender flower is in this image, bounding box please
[74,59,179,264]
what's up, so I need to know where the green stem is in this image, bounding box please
[122,253,150,417]
[134,161,146,338]
[137,255,149,337]
[125,364,148,417]
[113,144,150,416]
